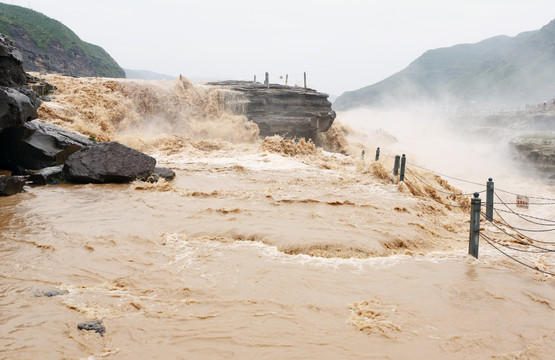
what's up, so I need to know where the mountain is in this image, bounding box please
[334,19,555,110]
[0,3,124,78]
[124,69,175,81]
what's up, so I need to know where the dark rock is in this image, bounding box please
[0,175,25,195]
[205,81,335,140]
[0,86,39,130]
[12,166,32,176]
[0,33,27,87]
[147,173,159,183]
[29,165,64,185]
[34,287,68,297]
[77,320,105,337]
[0,33,40,133]
[0,120,93,170]
[153,167,176,181]
[29,81,57,97]
[64,142,156,183]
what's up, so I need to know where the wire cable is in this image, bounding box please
[405,168,483,196]
[491,208,555,245]
[481,211,555,250]
[480,233,555,277]
[497,202,555,206]
[494,192,555,225]
[480,231,553,254]
[405,161,485,187]
[404,178,470,209]
[495,188,555,202]
[493,207,555,225]
[491,209,555,233]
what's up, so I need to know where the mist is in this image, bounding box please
[334,104,554,198]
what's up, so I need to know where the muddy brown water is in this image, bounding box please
[1,144,553,360]
[2,75,554,359]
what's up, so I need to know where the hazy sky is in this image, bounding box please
[5,0,555,95]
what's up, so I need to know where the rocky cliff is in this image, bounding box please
[0,3,125,78]
[0,33,39,132]
[206,81,336,140]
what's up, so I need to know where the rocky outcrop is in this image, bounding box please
[64,142,156,183]
[0,119,93,170]
[0,34,40,132]
[509,134,555,177]
[206,81,335,140]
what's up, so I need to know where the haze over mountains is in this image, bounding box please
[1,2,554,112]
[334,19,555,110]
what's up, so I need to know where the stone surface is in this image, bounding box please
[34,287,68,297]
[64,142,156,183]
[29,165,64,185]
[509,134,554,175]
[206,81,335,140]
[77,320,105,336]
[0,175,25,195]
[153,167,176,181]
[0,120,93,170]
[0,34,39,132]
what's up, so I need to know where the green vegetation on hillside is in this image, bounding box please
[0,2,124,78]
[334,19,555,110]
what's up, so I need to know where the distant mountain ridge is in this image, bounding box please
[124,69,175,81]
[0,3,124,78]
[334,19,555,110]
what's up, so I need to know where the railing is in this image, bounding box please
[372,147,555,277]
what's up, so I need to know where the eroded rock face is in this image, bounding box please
[0,34,39,132]
[64,142,156,183]
[509,135,555,176]
[206,81,336,140]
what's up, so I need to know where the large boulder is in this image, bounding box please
[64,142,156,183]
[0,175,25,195]
[0,119,93,170]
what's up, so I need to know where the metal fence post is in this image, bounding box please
[469,192,481,259]
[304,72,307,88]
[486,178,494,222]
[375,147,380,161]
[399,154,406,182]
[393,155,400,176]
